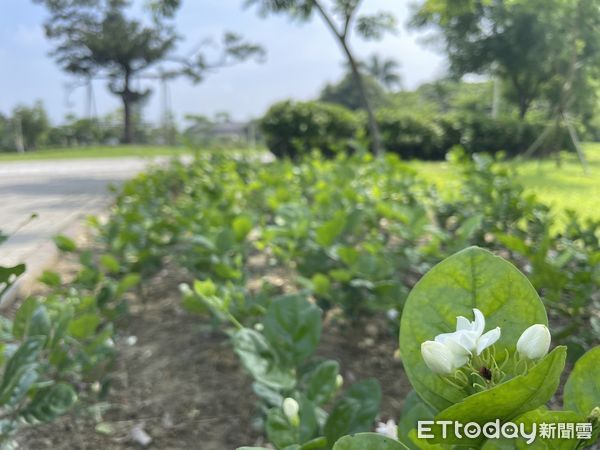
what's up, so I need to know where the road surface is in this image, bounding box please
[0,157,166,303]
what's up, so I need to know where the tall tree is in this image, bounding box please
[411,0,600,119]
[35,0,263,143]
[245,0,396,156]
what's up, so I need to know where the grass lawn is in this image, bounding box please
[0,145,190,162]
[410,143,600,224]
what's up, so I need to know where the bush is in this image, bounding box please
[375,110,573,160]
[261,100,359,159]
[376,109,445,159]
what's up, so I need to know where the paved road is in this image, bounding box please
[0,157,164,274]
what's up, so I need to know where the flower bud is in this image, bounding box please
[421,340,457,375]
[282,397,300,426]
[335,374,344,389]
[516,324,551,360]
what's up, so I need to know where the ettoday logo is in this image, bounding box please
[417,420,594,444]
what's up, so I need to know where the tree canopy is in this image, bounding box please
[34,0,263,143]
[246,0,397,155]
[412,0,600,120]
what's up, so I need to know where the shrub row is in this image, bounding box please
[261,100,572,160]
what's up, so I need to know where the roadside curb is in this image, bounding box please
[0,200,111,311]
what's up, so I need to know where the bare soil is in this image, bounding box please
[16,258,411,450]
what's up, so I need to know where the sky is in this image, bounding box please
[0,0,447,125]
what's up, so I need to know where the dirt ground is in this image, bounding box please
[16,258,411,450]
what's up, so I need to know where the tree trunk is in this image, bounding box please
[343,44,384,156]
[122,71,134,144]
[518,98,528,120]
[311,0,384,156]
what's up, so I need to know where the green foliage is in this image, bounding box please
[343,248,598,449]
[320,72,389,111]
[399,247,548,411]
[411,0,600,120]
[333,433,408,450]
[74,150,598,448]
[261,100,359,159]
[0,220,143,446]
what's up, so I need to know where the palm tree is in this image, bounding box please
[365,54,402,91]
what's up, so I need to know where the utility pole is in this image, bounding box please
[14,113,25,154]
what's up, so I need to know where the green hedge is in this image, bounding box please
[261,100,359,159]
[378,110,574,160]
[261,100,573,160]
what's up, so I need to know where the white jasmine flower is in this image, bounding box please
[516,324,551,359]
[435,308,501,356]
[376,419,398,439]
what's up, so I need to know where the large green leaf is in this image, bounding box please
[324,379,381,445]
[332,433,409,450]
[232,328,296,390]
[429,346,567,446]
[399,247,547,412]
[264,294,322,367]
[563,346,600,416]
[481,409,585,450]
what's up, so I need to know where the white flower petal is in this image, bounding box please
[472,308,485,336]
[456,316,471,331]
[476,327,501,355]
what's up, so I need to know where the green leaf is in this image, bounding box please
[315,213,346,247]
[399,247,548,412]
[332,432,409,450]
[68,314,101,340]
[311,274,331,297]
[99,254,120,273]
[263,294,322,367]
[232,328,296,390]
[21,383,77,423]
[563,346,600,416]
[38,270,62,288]
[0,337,44,407]
[233,215,253,242]
[0,263,26,297]
[28,306,51,337]
[266,408,298,449]
[324,379,381,444]
[430,346,567,446]
[116,273,141,296]
[397,390,436,450]
[481,409,585,450]
[13,297,39,339]
[53,235,77,252]
[302,360,339,406]
[194,279,218,297]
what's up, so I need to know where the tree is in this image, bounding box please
[246,0,396,156]
[11,102,51,151]
[364,54,401,91]
[35,0,264,143]
[320,71,387,110]
[410,0,595,119]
